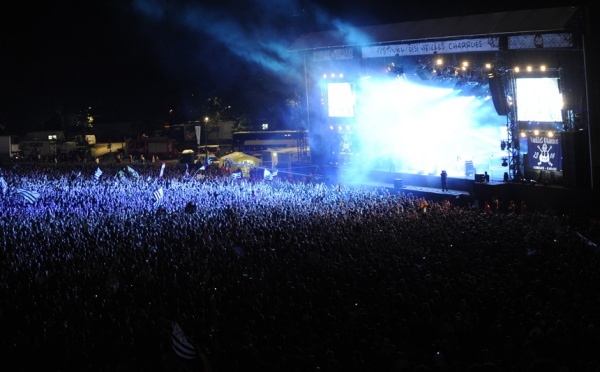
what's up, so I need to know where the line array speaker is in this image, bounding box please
[488,73,509,116]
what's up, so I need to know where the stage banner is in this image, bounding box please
[528,135,561,172]
[362,37,500,58]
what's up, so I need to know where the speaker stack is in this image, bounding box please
[487,73,509,116]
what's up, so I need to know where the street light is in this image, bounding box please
[204,117,209,160]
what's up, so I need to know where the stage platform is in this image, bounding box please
[321,167,598,216]
[358,180,470,197]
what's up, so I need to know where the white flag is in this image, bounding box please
[15,188,40,204]
[159,162,166,178]
[94,167,103,180]
[195,126,201,146]
[0,177,7,195]
[172,322,196,360]
[127,166,139,178]
[264,169,278,181]
[154,187,164,204]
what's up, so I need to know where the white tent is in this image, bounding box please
[219,152,262,174]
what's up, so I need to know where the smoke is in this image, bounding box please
[128,0,374,88]
[129,1,298,87]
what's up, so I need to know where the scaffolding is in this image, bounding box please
[295,130,310,163]
[501,69,522,181]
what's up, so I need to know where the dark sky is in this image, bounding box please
[0,0,588,134]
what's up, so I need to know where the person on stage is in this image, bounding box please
[440,170,448,191]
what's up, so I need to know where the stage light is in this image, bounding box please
[514,67,520,73]
[501,158,508,167]
[540,65,546,71]
[386,63,404,78]
[533,130,540,135]
[526,66,533,72]
[548,131,554,137]
[520,131,527,138]
[501,140,506,151]
[507,141,512,150]
[416,66,433,80]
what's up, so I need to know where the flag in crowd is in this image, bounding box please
[154,187,164,204]
[94,167,103,180]
[127,166,139,178]
[0,177,7,195]
[15,188,40,204]
[171,322,197,360]
[264,169,278,181]
[159,162,166,178]
[231,172,241,180]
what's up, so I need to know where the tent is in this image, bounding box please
[219,152,262,175]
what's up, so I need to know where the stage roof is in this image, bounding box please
[289,6,582,52]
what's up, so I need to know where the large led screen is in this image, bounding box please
[516,77,563,122]
[327,82,355,118]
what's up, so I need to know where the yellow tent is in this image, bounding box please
[219,152,262,175]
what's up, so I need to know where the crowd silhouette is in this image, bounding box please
[1,161,599,372]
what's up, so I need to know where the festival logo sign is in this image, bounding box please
[528,135,561,172]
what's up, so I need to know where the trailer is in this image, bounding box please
[18,140,58,160]
[0,136,20,158]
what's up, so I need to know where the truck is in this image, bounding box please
[128,136,179,159]
[58,141,79,155]
[18,140,58,160]
[197,145,221,158]
[0,135,20,158]
[73,134,96,146]
[179,149,218,165]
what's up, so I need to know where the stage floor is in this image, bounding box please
[357,180,469,197]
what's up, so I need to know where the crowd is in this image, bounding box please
[1,161,599,372]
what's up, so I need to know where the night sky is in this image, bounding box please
[0,0,589,134]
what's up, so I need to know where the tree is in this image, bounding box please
[231,113,253,133]
[205,97,233,146]
[285,91,306,130]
